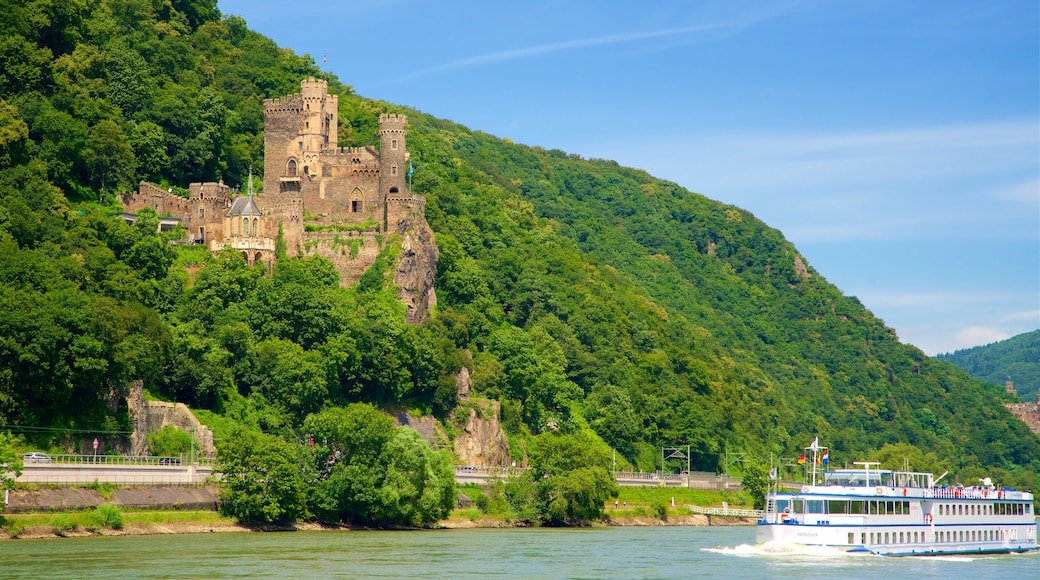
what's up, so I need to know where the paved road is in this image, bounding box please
[17,463,212,485]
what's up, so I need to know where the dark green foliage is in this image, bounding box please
[146,425,192,458]
[216,426,311,524]
[302,405,455,526]
[506,431,619,525]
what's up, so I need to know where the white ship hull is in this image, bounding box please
[757,456,1038,556]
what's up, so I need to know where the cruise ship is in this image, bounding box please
[757,443,1038,556]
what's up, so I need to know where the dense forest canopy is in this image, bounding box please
[0,0,1037,501]
[937,330,1040,403]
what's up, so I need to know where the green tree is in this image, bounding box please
[216,427,310,524]
[146,425,193,458]
[0,432,24,504]
[83,119,136,197]
[303,404,455,526]
[511,430,619,525]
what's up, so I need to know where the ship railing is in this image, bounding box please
[926,487,1016,500]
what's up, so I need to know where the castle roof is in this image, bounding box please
[227,195,261,217]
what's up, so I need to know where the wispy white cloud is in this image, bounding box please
[988,178,1040,203]
[393,5,792,82]
[954,326,1011,349]
[1000,309,1040,324]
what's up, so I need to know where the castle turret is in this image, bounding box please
[379,113,408,201]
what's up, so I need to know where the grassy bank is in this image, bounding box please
[2,509,241,539]
[2,485,753,538]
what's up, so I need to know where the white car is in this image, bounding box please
[23,452,52,463]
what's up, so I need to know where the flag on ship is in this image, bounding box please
[821,449,829,463]
[809,437,819,451]
[798,453,806,465]
[769,467,778,480]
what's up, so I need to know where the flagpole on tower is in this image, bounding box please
[323,50,327,75]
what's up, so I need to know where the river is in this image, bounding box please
[2,526,1037,579]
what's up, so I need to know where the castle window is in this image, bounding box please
[199,207,205,219]
[303,165,309,175]
[253,218,259,236]
[389,187,399,194]
[306,121,309,129]
[199,227,205,241]
[391,139,398,150]
[352,200,362,212]
[298,141,303,152]
[391,163,398,176]
[287,159,298,176]
[243,217,249,236]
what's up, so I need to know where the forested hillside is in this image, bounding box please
[0,0,1037,500]
[937,330,1040,403]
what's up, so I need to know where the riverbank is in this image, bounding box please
[2,484,755,539]
[2,509,755,540]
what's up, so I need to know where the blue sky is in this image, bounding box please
[217,0,1039,356]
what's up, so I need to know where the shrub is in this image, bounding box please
[50,514,78,536]
[92,504,124,530]
[652,501,667,521]
[6,521,25,538]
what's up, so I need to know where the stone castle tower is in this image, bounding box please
[261,78,425,251]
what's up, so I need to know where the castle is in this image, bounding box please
[1003,380,1040,434]
[121,78,436,321]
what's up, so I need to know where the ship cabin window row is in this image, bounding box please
[776,499,911,515]
[864,529,1003,545]
[937,502,1027,517]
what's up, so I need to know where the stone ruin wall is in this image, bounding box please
[124,381,216,458]
[300,230,383,285]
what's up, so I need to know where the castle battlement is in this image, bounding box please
[263,94,304,113]
[379,113,407,134]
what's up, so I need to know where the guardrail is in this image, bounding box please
[23,454,214,467]
[454,467,743,490]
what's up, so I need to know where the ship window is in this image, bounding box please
[884,533,889,544]
[850,501,866,514]
[899,532,904,543]
[806,500,824,514]
[774,499,790,513]
[848,533,854,544]
[861,533,866,545]
[792,499,805,514]
[827,500,849,514]
[869,501,878,515]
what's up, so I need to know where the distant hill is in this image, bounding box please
[936,330,1040,402]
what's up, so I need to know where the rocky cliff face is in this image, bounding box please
[453,400,511,467]
[392,216,439,324]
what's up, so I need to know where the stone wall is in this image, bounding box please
[126,381,215,458]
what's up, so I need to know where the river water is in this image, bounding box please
[2,526,1037,579]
